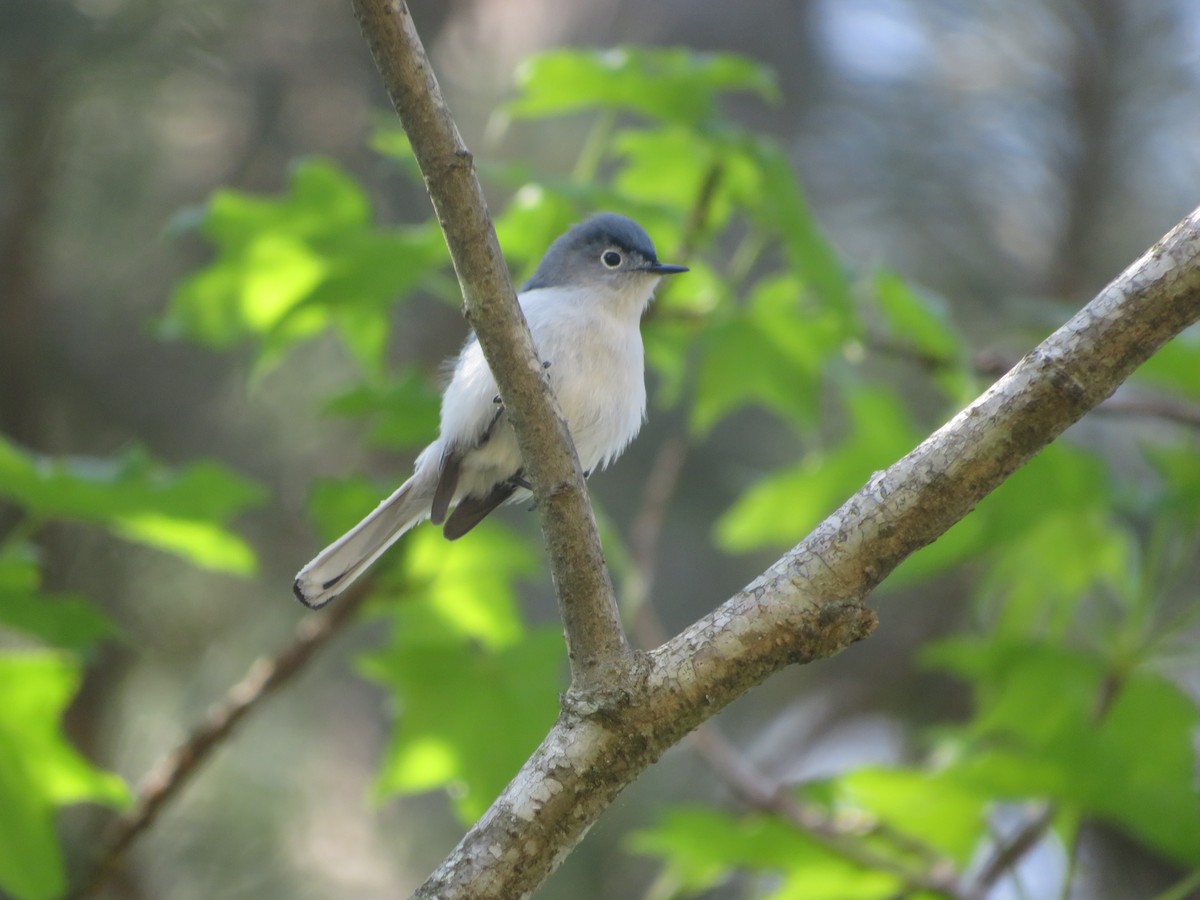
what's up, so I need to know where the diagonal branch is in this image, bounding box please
[349,0,628,691]
[689,726,969,899]
[67,580,372,899]
[411,209,1200,897]
[972,803,1055,894]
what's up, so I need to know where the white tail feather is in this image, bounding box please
[293,473,433,609]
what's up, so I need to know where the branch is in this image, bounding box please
[630,476,963,896]
[873,340,1200,432]
[412,210,1200,897]
[349,0,627,691]
[972,804,1055,894]
[689,725,968,898]
[67,582,371,899]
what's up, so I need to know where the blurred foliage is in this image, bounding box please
[2,44,1199,900]
[0,437,265,575]
[0,436,263,898]
[630,636,1200,899]
[0,653,129,900]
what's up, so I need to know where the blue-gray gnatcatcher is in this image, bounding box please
[294,213,687,608]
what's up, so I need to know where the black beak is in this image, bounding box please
[644,261,689,275]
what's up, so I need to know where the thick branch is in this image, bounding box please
[415,211,1200,898]
[349,0,627,690]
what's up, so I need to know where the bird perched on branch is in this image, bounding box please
[294,213,687,609]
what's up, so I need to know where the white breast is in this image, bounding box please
[521,283,650,473]
[424,280,654,503]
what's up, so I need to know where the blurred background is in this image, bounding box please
[2,0,1199,898]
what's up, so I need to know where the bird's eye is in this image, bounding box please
[601,249,623,269]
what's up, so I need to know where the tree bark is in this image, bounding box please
[349,0,630,692]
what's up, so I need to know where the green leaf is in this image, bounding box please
[889,443,1125,604]
[323,367,441,450]
[0,651,129,900]
[1143,441,1200,529]
[349,519,559,823]
[978,509,1133,636]
[872,272,974,401]
[717,387,922,550]
[0,547,118,652]
[305,475,387,546]
[163,157,447,374]
[611,126,752,235]
[837,768,989,864]
[1133,325,1200,399]
[741,139,854,330]
[401,524,537,649]
[363,628,561,822]
[628,806,903,899]
[924,638,1200,865]
[693,274,846,435]
[493,186,581,277]
[0,438,264,575]
[367,122,422,180]
[508,47,779,126]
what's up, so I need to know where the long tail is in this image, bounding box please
[293,471,433,609]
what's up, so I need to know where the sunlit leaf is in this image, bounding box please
[889,443,1124,602]
[0,652,129,900]
[0,438,263,575]
[163,158,447,374]
[716,387,922,550]
[0,548,117,652]
[493,185,581,278]
[978,510,1133,636]
[924,638,1200,866]
[837,767,989,863]
[305,475,388,546]
[402,524,537,649]
[1133,324,1200,399]
[508,47,779,125]
[872,272,974,401]
[741,139,854,330]
[628,806,903,899]
[611,126,755,235]
[693,274,846,435]
[323,367,441,450]
[361,621,562,822]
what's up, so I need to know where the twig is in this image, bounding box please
[872,337,1200,431]
[1092,395,1200,429]
[349,0,627,691]
[628,434,688,643]
[1151,868,1200,900]
[689,726,969,899]
[67,581,371,899]
[971,804,1055,895]
[679,162,722,258]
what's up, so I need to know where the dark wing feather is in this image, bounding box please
[431,403,506,525]
[442,479,518,541]
[430,452,461,525]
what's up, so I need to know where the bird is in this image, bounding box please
[293,212,688,609]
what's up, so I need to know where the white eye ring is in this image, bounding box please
[601,249,623,269]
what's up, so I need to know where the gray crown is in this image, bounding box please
[522,213,681,291]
